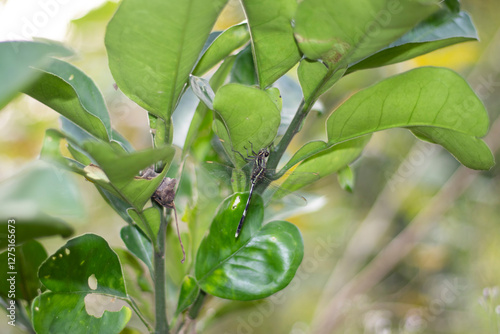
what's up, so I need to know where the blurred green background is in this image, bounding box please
[1,0,500,333]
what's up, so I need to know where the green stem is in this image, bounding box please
[188,290,207,320]
[153,202,169,334]
[127,297,154,332]
[267,65,342,174]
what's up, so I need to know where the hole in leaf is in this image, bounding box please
[88,274,98,290]
[84,294,126,318]
[65,248,70,255]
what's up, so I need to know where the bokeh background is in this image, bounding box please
[1,0,500,333]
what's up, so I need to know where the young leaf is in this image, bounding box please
[294,0,439,67]
[193,23,250,77]
[0,40,73,110]
[337,165,355,192]
[241,0,301,88]
[175,276,200,315]
[348,10,478,73]
[105,0,228,120]
[213,84,281,167]
[190,75,215,110]
[326,67,493,170]
[24,59,111,141]
[195,193,303,301]
[280,136,370,193]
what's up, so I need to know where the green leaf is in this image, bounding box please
[120,225,154,275]
[297,59,347,103]
[230,45,258,86]
[337,165,355,192]
[411,127,494,170]
[0,161,80,249]
[294,0,439,66]
[126,207,161,246]
[348,11,478,73]
[184,56,236,157]
[190,75,215,110]
[24,58,111,141]
[195,194,303,301]
[175,276,200,315]
[0,40,73,110]
[281,140,329,172]
[241,0,301,88]
[281,136,370,193]
[82,141,174,185]
[0,240,47,302]
[105,0,228,119]
[213,84,281,167]
[193,23,250,77]
[326,67,493,169]
[32,293,131,334]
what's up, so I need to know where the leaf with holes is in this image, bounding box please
[33,234,130,334]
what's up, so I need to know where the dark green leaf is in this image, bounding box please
[120,226,154,274]
[241,0,301,88]
[195,194,303,300]
[175,276,200,315]
[193,23,250,77]
[230,45,258,86]
[326,67,493,170]
[0,240,47,302]
[0,40,73,110]
[105,0,228,119]
[24,59,110,141]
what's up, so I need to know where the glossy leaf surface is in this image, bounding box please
[195,194,303,300]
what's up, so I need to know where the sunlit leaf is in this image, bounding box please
[105,0,228,119]
[294,0,439,67]
[241,0,301,88]
[348,10,478,73]
[193,23,250,77]
[24,58,111,141]
[326,67,493,170]
[213,84,281,167]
